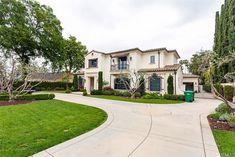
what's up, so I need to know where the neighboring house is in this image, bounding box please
[182,74,199,92]
[83,47,190,94]
[29,72,74,82]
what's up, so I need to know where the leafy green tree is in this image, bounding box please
[98,71,103,91]
[59,36,87,89]
[0,0,63,66]
[167,75,174,94]
[60,36,87,73]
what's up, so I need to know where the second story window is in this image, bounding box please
[88,59,98,68]
[150,56,155,64]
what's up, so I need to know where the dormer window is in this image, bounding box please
[150,56,155,64]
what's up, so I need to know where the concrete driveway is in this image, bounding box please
[33,94,221,157]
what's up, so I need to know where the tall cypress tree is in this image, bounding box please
[228,0,235,71]
[213,0,235,82]
[214,11,220,53]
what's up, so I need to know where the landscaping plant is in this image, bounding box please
[167,75,174,94]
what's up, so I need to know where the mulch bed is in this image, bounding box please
[0,100,32,107]
[208,117,235,132]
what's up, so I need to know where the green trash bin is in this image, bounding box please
[184,91,194,102]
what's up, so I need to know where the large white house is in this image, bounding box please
[82,47,198,94]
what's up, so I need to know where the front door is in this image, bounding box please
[90,77,94,91]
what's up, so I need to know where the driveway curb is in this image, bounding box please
[200,114,221,157]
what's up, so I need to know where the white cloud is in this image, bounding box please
[37,0,223,59]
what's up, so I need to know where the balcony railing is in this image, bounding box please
[111,64,129,71]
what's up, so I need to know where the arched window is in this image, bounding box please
[114,77,130,90]
[149,73,161,91]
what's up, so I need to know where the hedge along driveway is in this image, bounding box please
[0,100,107,157]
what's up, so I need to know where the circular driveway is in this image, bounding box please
[33,93,221,157]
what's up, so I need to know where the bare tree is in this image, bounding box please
[118,70,146,99]
[0,54,44,102]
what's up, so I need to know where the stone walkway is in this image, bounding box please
[33,94,221,157]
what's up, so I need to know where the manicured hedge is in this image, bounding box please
[14,81,73,91]
[0,94,55,101]
[163,94,185,101]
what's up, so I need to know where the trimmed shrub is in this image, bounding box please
[98,71,103,91]
[65,89,72,94]
[134,92,141,98]
[114,91,122,96]
[143,93,161,99]
[227,115,235,128]
[17,94,55,100]
[0,94,55,101]
[208,112,222,120]
[203,84,211,93]
[219,113,230,121]
[167,75,174,94]
[164,94,185,101]
[102,90,114,95]
[0,95,10,101]
[90,90,103,95]
[14,81,73,91]
[122,91,131,97]
[83,89,87,96]
[224,85,234,101]
[72,75,78,91]
[215,103,231,114]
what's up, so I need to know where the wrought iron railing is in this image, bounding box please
[111,64,129,71]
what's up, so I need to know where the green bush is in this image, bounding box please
[219,113,231,121]
[0,94,55,101]
[203,84,211,93]
[83,89,87,96]
[90,90,103,95]
[65,89,72,94]
[164,94,185,101]
[14,81,73,91]
[143,92,161,99]
[0,95,10,101]
[227,115,235,128]
[167,75,174,94]
[224,85,234,101]
[121,91,131,97]
[114,91,122,96]
[134,92,141,98]
[18,94,55,100]
[98,71,103,91]
[102,90,114,95]
[208,112,222,120]
[215,103,231,114]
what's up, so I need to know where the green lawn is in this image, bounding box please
[88,95,183,104]
[0,100,107,157]
[213,129,235,157]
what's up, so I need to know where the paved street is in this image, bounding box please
[33,94,221,157]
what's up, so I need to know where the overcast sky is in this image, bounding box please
[37,0,223,59]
